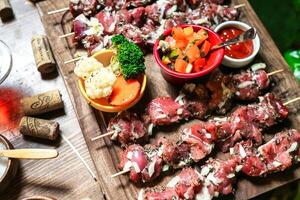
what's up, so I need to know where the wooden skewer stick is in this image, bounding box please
[47,7,69,15]
[64,57,81,64]
[59,32,75,39]
[61,134,98,181]
[91,131,115,141]
[283,97,300,106]
[0,149,58,159]
[267,69,284,76]
[234,3,245,9]
[111,169,130,178]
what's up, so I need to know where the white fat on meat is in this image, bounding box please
[162,164,169,172]
[148,159,156,177]
[147,19,166,43]
[84,17,104,36]
[166,175,180,187]
[213,117,228,122]
[175,94,185,105]
[75,14,90,24]
[195,186,213,200]
[272,161,282,168]
[226,173,235,179]
[156,114,168,119]
[110,125,121,140]
[166,5,177,17]
[205,133,212,139]
[192,17,209,25]
[235,165,243,172]
[177,108,183,115]
[251,63,266,71]
[138,189,145,200]
[206,172,222,185]
[123,161,132,171]
[181,128,192,141]
[132,162,141,173]
[239,144,247,158]
[200,165,211,176]
[70,0,80,4]
[229,147,234,155]
[156,0,169,20]
[147,123,154,136]
[157,146,164,157]
[127,151,133,159]
[288,142,298,153]
[237,81,255,89]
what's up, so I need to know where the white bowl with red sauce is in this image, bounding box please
[214,21,260,68]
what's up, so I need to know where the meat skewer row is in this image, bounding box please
[47,0,156,17]
[59,2,242,54]
[231,129,300,177]
[91,68,283,146]
[112,93,290,183]
[138,129,300,200]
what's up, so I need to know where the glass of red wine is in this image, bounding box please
[0,40,12,84]
[0,40,22,134]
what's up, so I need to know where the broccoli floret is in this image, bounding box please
[111,35,145,80]
[111,34,127,45]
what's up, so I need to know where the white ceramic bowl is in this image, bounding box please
[214,21,260,68]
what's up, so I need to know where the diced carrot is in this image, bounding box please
[186,45,200,63]
[175,39,189,50]
[193,58,206,72]
[110,75,141,106]
[174,58,188,73]
[183,27,194,37]
[197,29,209,37]
[200,40,211,58]
[172,27,186,40]
[193,29,209,46]
[187,35,195,43]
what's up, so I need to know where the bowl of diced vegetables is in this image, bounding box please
[153,25,224,84]
[76,35,147,112]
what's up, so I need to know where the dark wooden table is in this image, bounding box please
[0,0,102,199]
[1,0,300,200]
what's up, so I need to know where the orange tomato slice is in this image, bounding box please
[110,75,141,106]
[174,58,188,73]
[172,27,186,40]
[186,45,200,63]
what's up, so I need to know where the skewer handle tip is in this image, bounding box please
[59,32,75,39]
[111,170,130,178]
[267,69,284,76]
[64,57,81,64]
[234,3,245,9]
[283,97,300,106]
[91,131,115,142]
[47,7,69,15]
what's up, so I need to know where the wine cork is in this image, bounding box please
[0,0,14,22]
[19,116,59,140]
[21,90,64,116]
[31,35,56,74]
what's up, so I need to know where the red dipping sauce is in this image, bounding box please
[218,27,254,59]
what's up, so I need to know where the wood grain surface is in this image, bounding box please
[36,0,300,200]
[0,0,102,199]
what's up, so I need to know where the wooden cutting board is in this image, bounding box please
[36,0,300,199]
